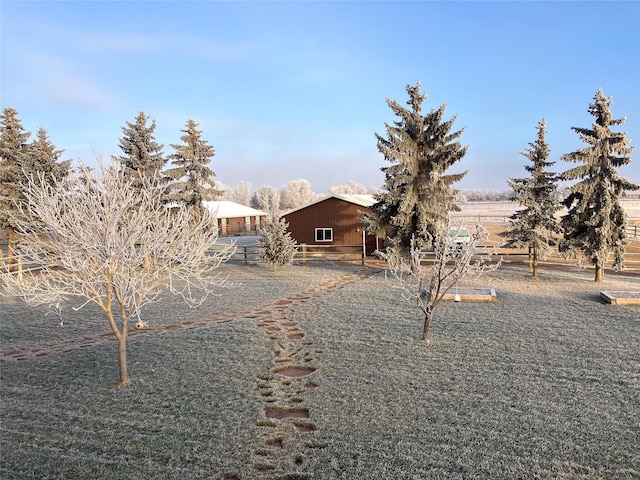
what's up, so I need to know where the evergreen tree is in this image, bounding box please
[114,112,165,189]
[258,216,298,272]
[365,82,467,257]
[164,119,220,220]
[0,108,32,267]
[500,119,562,279]
[559,89,638,282]
[29,127,72,185]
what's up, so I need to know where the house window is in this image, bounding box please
[315,228,333,242]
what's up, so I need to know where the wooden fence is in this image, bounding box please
[452,214,640,237]
[3,239,639,275]
[208,243,367,266]
[416,246,640,274]
[0,250,46,279]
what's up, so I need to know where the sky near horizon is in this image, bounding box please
[2,1,639,194]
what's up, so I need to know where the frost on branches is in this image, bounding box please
[382,222,500,342]
[0,159,235,386]
[559,89,638,282]
[258,217,298,272]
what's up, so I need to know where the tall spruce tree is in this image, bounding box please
[164,119,220,220]
[0,108,32,267]
[365,82,467,256]
[500,119,562,279]
[114,112,165,190]
[559,89,638,282]
[29,127,72,185]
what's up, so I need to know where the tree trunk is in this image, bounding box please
[422,312,432,343]
[594,265,604,283]
[532,247,538,280]
[7,226,16,273]
[117,332,130,387]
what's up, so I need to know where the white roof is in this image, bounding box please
[332,194,376,207]
[283,194,376,215]
[203,200,267,219]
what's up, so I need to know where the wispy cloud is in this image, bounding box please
[71,30,258,63]
[25,55,115,111]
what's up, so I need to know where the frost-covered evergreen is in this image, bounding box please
[164,119,220,220]
[559,89,638,282]
[1,110,70,267]
[258,217,298,272]
[0,108,31,235]
[29,127,71,184]
[500,119,562,279]
[366,82,467,257]
[114,112,165,190]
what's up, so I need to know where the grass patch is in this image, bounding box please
[1,263,639,478]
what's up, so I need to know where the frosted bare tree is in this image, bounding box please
[229,181,253,206]
[0,159,235,386]
[280,179,315,210]
[328,180,369,195]
[382,222,500,342]
[214,181,232,199]
[252,185,281,215]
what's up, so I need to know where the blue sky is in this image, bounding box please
[2,1,639,193]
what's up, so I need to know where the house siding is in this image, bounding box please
[283,197,379,254]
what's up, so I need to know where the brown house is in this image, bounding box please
[282,194,382,255]
[203,201,267,237]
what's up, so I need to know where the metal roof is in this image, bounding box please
[203,200,267,219]
[283,194,376,215]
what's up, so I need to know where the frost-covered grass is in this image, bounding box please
[1,263,639,479]
[0,263,340,352]
[298,267,640,479]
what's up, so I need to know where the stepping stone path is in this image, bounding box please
[242,269,375,480]
[1,267,379,480]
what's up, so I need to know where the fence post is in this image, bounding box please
[302,244,307,266]
[18,255,23,281]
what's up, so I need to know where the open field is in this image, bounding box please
[452,199,640,225]
[1,261,639,479]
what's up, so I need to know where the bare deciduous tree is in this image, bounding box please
[229,181,253,206]
[1,160,235,386]
[252,185,281,216]
[382,222,500,342]
[328,180,369,195]
[280,179,315,210]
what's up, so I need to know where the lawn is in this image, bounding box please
[1,262,639,479]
